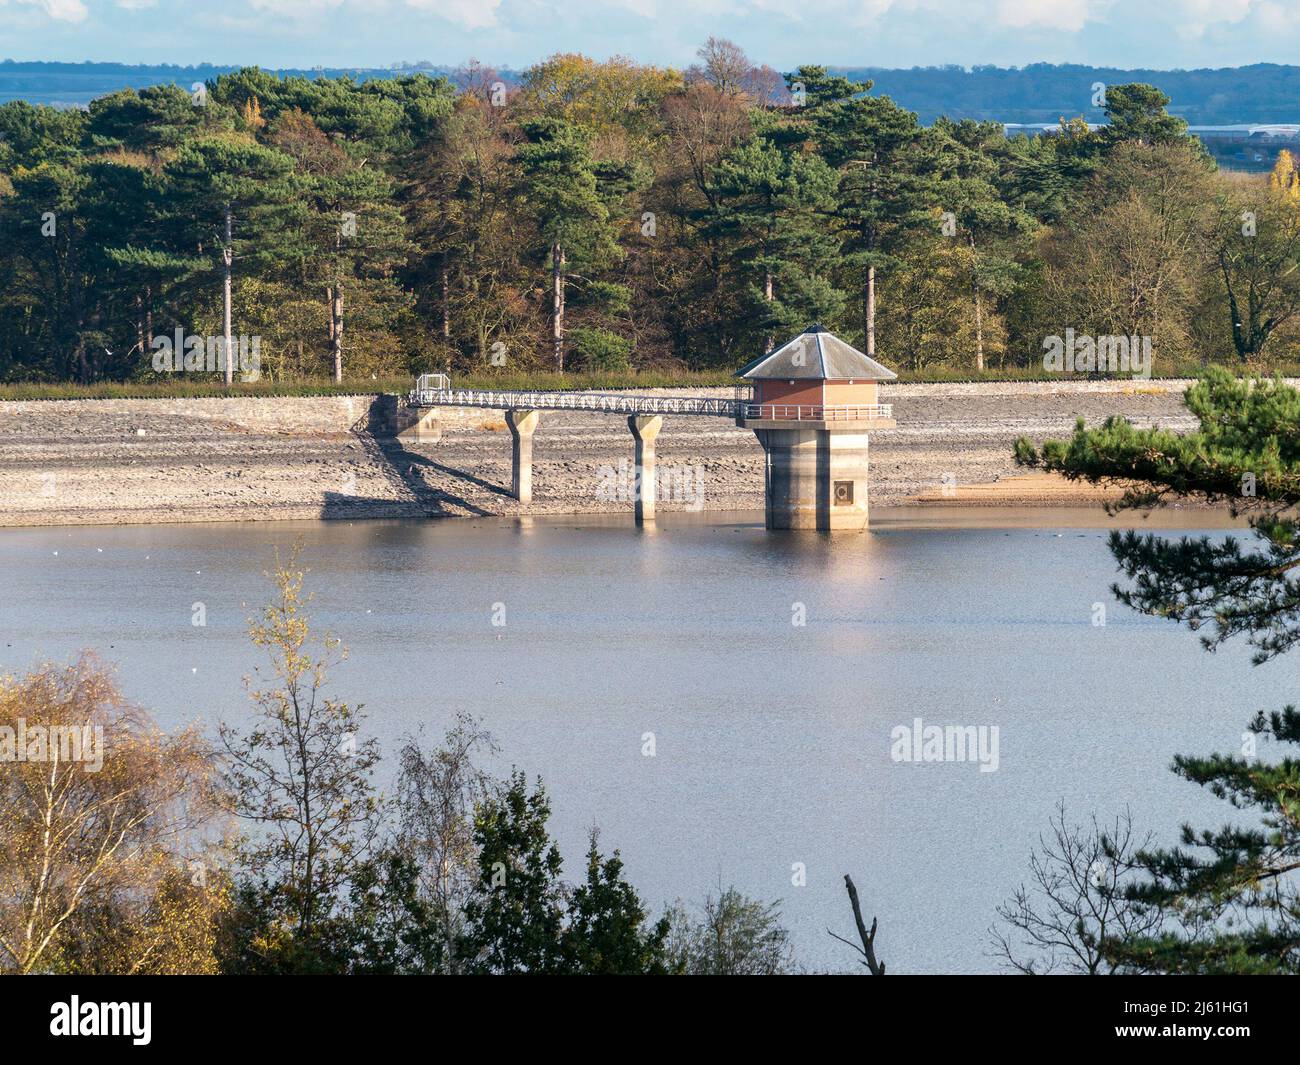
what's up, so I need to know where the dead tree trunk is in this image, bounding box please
[865,265,877,357]
[829,873,887,974]
[552,242,566,371]
[440,260,451,343]
[763,268,774,352]
[968,232,984,372]
[222,203,234,385]
[331,286,344,383]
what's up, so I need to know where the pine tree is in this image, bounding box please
[1102,707,1300,974]
[517,118,620,371]
[563,834,671,974]
[86,84,214,154]
[1018,369,1300,659]
[309,166,411,381]
[707,134,842,349]
[801,84,929,356]
[403,99,531,370]
[1016,370,1300,971]
[0,161,107,381]
[930,118,1034,371]
[457,772,669,974]
[1100,84,1195,150]
[164,137,302,383]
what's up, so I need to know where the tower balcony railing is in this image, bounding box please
[740,403,893,421]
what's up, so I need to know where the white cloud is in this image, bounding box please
[246,0,347,16]
[9,0,1300,72]
[608,0,657,17]
[846,0,1111,34]
[1255,1,1300,33]
[404,0,503,30]
[1169,0,1254,36]
[996,0,1099,32]
[10,0,89,21]
[244,0,502,32]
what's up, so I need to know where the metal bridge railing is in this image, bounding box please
[408,385,744,418]
[406,383,892,424]
[739,403,893,421]
[415,373,450,394]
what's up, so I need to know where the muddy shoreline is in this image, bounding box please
[0,381,1212,527]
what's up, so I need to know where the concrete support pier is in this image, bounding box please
[752,427,872,531]
[628,415,662,524]
[505,409,539,504]
[405,407,442,443]
[369,395,441,442]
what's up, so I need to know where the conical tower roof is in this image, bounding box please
[735,324,897,381]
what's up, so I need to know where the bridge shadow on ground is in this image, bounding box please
[318,430,511,520]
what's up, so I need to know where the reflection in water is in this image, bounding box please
[0,511,1280,973]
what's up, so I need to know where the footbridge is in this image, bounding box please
[404,325,897,530]
[404,374,743,521]
[410,376,745,419]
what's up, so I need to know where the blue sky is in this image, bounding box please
[1,0,1297,71]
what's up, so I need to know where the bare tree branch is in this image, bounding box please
[831,873,886,974]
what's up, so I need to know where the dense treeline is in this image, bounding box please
[3,39,1300,385]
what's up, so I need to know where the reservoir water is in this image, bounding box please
[0,510,1282,973]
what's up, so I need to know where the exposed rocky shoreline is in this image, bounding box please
[0,381,1207,527]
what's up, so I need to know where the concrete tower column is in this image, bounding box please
[505,409,540,504]
[753,427,871,531]
[628,415,663,524]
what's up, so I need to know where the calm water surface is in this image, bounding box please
[0,510,1283,973]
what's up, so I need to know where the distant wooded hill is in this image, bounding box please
[839,63,1300,125]
[2,59,1299,124]
[0,61,459,108]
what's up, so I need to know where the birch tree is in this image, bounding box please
[0,655,222,974]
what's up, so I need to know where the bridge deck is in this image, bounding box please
[408,384,892,423]
[409,386,743,418]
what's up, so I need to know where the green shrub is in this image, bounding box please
[569,328,633,372]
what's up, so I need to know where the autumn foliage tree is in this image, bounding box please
[0,655,225,974]
[218,547,382,972]
[6,49,1300,380]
